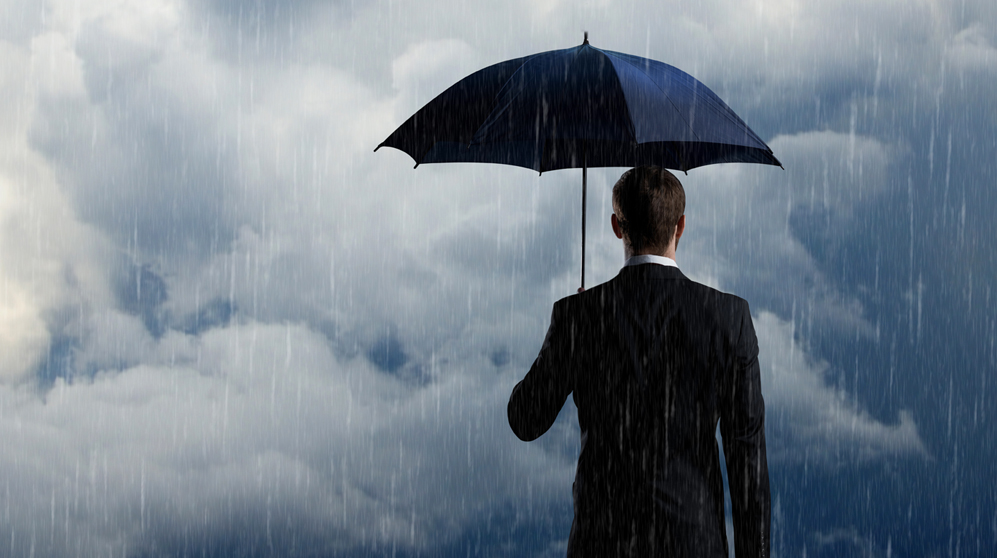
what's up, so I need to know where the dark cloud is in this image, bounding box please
[3,0,996,556]
[181,297,235,334]
[792,129,997,557]
[736,25,996,558]
[36,333,77,386]
[186,0,362,67]
[117,264,169,337]
[366,327,408,373]
[489,346,510,368]
[33,69,239,260]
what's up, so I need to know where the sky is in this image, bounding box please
[0,0,994,556]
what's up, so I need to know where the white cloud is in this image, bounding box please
[0,321,571,556]
[2,0,989,554]
[0,32,112,384]
[673,131,930,462]
[0,282,49,381]
[677,130,894,339]
[947,23,997,73]
[754,311,927,463]
[391,39,481,120]
[29,31,86,100]
[73,0,182,73]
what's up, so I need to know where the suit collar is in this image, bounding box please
[616,263,686,281]
[624,254,677,268]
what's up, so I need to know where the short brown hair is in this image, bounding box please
[612,166,685,254]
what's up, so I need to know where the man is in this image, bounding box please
[508,166,769,558]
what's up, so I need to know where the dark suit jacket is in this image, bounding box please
[508,264,769,558]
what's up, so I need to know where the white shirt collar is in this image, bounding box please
[624,254,678,268]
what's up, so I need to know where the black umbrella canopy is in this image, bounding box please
[378,38,780,173]
[377,37,781,289]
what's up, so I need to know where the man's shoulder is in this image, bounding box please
[682,278,752,326]
[576,268,750,315]
[552,267,749,313]
[683,276,749,307]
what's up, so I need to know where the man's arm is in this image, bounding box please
[720,301,770,558]
[507,303,573,442]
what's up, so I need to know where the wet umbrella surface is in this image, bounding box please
[378,35,780,288]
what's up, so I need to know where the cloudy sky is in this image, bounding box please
[0,0,994,556]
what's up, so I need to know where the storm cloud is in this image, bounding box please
[1,0,993,556]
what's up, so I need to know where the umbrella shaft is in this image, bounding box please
[581,158,587,291]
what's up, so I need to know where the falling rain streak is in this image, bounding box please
[0,0,993,557]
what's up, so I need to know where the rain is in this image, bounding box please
[0,0,994,556]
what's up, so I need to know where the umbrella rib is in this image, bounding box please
[608,51,769,150]
[472,45,587,150]
[469,51,549,147]
[599,53,638,143]
[603,51,701,145]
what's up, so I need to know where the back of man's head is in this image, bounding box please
[612,166,685,254]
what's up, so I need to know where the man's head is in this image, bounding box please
[611,166,686,257]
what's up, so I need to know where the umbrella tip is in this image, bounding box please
[583,31,589,45]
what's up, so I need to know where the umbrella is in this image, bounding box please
[376,34,781,290]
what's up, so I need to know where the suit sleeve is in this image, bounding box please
[507,302,573,442]
[720,301,771,558]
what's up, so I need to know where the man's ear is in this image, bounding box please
[611,213,624,239]
[674,215,686,243]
